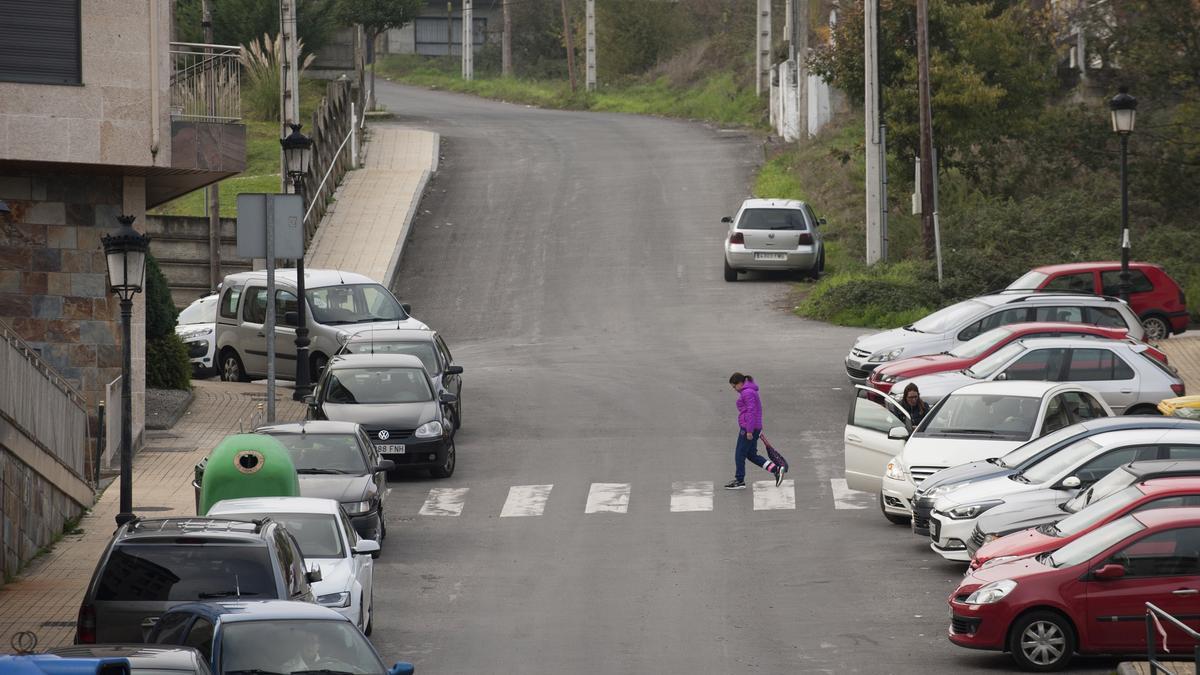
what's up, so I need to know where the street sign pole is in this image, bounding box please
[265,200,276,423]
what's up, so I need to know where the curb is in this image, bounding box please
[382,131,440,289]
[145,388,196,431]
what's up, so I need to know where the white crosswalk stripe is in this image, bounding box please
[752,479,796,510]
[500,484,554,517]
[584,483,631,514]
[670,481,714,512]
[830,478,869,510]
[419,487,470,516]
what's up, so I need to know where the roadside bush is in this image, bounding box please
[144,254,192,390]
[798,261,941,328]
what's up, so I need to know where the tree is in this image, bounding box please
[336,0,424,110]
[174,0,341,56]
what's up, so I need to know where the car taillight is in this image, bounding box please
[76,602,96,644]
[1172,383,1186,396]
[729,232,744,245]
[798,232,813,245]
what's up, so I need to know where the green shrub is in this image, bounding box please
[147,334,192,391]
[798,261,941,328]
[144,255,178,341]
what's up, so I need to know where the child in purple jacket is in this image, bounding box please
[725,372,785,490]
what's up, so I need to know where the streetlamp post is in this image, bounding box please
[281,123,314,400]
[102,215,150,527]
[1109,87,1137,304]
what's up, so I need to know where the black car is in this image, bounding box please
[337,327,464,430]
[909,416,1200,535]
[50,646,211,675]
[76,518,318,644]
[306,353,457,478]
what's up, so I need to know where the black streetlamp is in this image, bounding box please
[102,215,150,527]
[281,123,314,400]
[1109,87,1137,304]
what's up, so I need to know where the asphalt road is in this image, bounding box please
[370,82,1118,674]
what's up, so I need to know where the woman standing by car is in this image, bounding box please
[725,373,784,490]
[900,383,931,426]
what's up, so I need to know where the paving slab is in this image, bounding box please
[1161,335,1200,393]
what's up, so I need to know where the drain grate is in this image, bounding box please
[142,445,199,454]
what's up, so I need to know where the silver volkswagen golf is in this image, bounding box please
[722,198,825,281]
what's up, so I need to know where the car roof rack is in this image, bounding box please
[1125,459,1200,480]
[1002,291,1122,303]
[126,517,270,535]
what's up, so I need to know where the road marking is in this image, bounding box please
[419,487,469,516]
[584,483,630,514]
[752,479,796,510]
[670,481,714,512]
[500,484,554,517]
[830,478,869,510]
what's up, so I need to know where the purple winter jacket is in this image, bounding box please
[736,381,763,431]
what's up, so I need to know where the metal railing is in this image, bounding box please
[169,41,242,123]
[1145,602,1200,674]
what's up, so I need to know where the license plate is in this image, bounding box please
[930,518,941,540]
[754,252,787,261]
[378,444,406,454]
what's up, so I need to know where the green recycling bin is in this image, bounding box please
[196,434,300,515]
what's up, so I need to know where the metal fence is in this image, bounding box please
[0,319,89,479]
[103,376,121,472]
[169,41,242,123]
[1145,602,1200,674]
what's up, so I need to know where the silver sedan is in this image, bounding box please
[723,198,825,281]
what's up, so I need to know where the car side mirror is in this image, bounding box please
[887,426,910,440]
[306,565,323,583]
[140,616,160,642]
[440,392,458,404]
[1059,476,1082,489]
[401,302,412,315]
[445,364,464,375]
[818,217,827,225]
[389,663,415,675]
[1093,563,1126,580]
[995,372,1008,381]
[353,539,381,556]
[302,394,316,407]
[283,311,299,326]
[375,460,396,472]
[721,216,732,223]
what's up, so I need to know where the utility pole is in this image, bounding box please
[585,0,596,91]
[560,0,577,92]
[916,0,936,260]
[795,0,808,137]
[864,0,883,264]
[202,0,221,290]
[280,0,300,190]
[462,0,473,80]
[755,0,771,96]
[447,2,453,58]
[501,0,512,77]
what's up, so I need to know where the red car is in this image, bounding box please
[867,322,1169,393]
[948,508,1200,671]
[1009,262,1191,341]
[973,475,1200,570]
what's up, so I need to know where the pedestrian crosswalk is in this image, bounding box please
[410,480,800,517]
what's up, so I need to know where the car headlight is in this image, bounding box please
[415,420,444,438]
[869,348,904,363]
[980,555,1019,569]
[982,533,1000,545]
[317,591,351,608]
[879,373,898,383]
[885,457,906,481]
[335,330,351,345]
[945,501,1004,520]
[964,579,1016,605]
[342,500,372,516]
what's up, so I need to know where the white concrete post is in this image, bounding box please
[350,102,358,167]
[864,0,883,264]
[756,0,771,96]
[462,0,474,80]
[585,0,596,91]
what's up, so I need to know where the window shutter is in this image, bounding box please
[0,0,82,85]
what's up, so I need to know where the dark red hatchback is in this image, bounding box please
[1008,262,1190,341]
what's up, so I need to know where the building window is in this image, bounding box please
[0,0,82,85]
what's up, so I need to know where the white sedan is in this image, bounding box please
[208,496,378,633]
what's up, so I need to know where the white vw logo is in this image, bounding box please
[377,430,390,441]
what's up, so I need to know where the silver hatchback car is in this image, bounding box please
[723,198,825,281]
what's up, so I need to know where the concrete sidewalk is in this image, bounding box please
[1160,335,1200,393]
[0,381,305,649]
[306,125,439,285]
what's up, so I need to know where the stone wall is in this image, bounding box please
[0,447,86,579]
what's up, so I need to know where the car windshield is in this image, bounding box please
[342,340,438,374]
[1019,438,1103,484]
[266,433,369,474]
[221,619,384,675]
[910,300,988,334]
[965,342,1026,379]
[922,394,1039,440]
[219,513,344,558]
[1054,486,1143,537]
[1045,514,1144,568]
[324,367,432,404]
[1008,271,1049,290]
[95,545,276,601]
[736,208,808,231]
[306,283,405,326]
[178,297,217,325]
[948,327,1014,359]
[1064,466,1138,513]
[997,424,1084,468]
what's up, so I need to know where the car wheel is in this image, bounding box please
[430,439,456,479]
[365,590,373,636]
[1141,314,1171,341]
[879,492,910,526]
[724,259,737,282]
[455,396,463,430]
[358,602,365,632]
[311,352,329,377]
[220,350,249,382]
[378,508,386,541]
[1125,404,1162,416]
[1007,610,1075,671]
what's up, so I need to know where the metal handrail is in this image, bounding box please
[1145,602,1200,675]
[169,41,242,124]
[0,317,87,408]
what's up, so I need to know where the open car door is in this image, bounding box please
[844,385,913,493]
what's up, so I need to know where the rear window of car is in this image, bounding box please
[178,298,217,325]
[1101,270,1155,295]
[95,544,277,602]
[736,209,809,231]
[342,340,438,374]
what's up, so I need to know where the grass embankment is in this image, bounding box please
[375,55,765,128]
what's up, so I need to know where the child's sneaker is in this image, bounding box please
[775,466,785,488]
[723,479,746,490]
